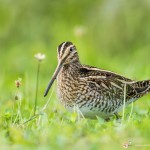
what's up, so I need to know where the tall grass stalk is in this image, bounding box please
[25,72,29,109]
[42,82,55,111]
[128,102,134,122]
[13,99,22,125]
[122,83,127,124]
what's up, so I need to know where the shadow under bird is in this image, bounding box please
[44,42,150,119]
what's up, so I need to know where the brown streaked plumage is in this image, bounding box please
[44,41,150,119]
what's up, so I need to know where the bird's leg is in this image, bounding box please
[114,113,121,120]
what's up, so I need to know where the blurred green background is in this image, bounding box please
[0,0,150,92]
[0,0,150,149]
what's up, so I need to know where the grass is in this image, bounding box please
[0,52,150,150]
[0,0,150,149]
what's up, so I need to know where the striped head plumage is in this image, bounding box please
[57,41,79,65]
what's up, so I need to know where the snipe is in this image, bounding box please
[44,42,150,119]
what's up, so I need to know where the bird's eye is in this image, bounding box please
[70,47,73,52]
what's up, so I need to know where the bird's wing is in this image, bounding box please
[80,65,133,82]
[79,65,136,102]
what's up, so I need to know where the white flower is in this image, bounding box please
[34,53,46,61]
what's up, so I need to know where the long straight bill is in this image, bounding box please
[44,62,63,97]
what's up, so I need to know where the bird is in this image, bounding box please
[44,41,150,119]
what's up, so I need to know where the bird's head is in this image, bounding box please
[57,41,79,65]
[44,41,79,97]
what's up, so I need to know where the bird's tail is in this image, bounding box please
[132,79,150,97]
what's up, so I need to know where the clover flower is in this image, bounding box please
[34,53,45,61]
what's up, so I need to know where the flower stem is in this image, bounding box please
[34,61,40,115]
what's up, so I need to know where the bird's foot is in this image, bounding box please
[105,117,111,122]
